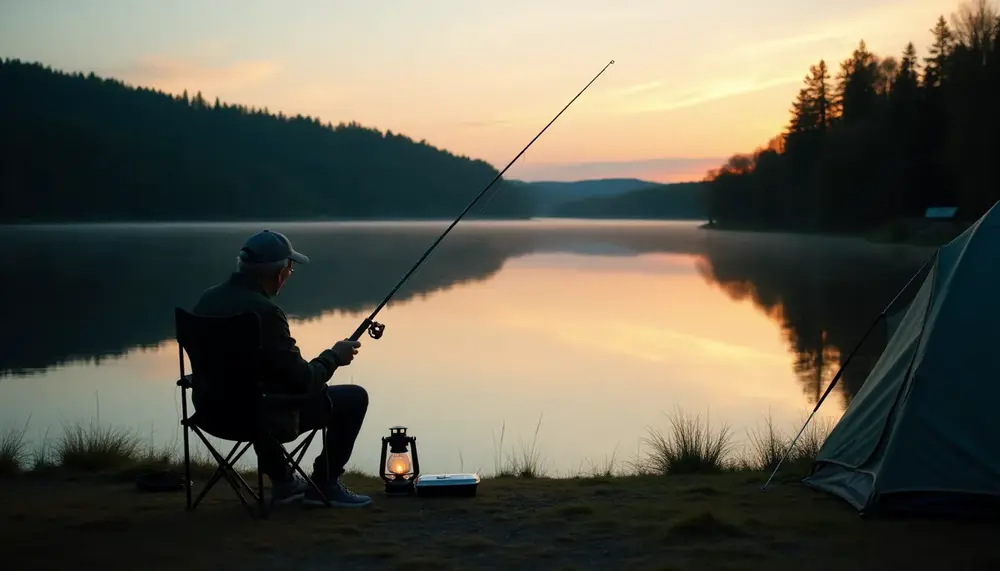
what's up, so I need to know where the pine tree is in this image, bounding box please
[808,60,835,126]
[923,16,954,88]
[836,40,881,123]
[889,42,922,123]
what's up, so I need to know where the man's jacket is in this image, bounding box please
[190,272,340,440]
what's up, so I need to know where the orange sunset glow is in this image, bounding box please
[0,0,965,182]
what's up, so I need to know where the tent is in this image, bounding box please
[802,202,1000,518]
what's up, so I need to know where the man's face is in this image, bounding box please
[273,260,294,294]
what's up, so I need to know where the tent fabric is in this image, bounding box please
[803,202,1000,517]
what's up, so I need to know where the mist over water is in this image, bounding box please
[0,220,930,475]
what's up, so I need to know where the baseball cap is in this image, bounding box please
[238,230,310,264]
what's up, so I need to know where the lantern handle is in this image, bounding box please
[378,435,389,483]
[409,437,420,480]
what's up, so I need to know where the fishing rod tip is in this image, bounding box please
[610,59,615,64]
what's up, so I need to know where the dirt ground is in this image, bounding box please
[4,471,999,571]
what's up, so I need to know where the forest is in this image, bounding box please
[0,59,535,222]
[548,181,707,220]
[703,0,1000,233]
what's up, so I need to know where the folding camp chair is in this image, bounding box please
[174,307,332,518]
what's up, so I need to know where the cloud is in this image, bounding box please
[618,74,802,115]
[613,80,666,98]
[739,31,847,57]
[283,83,359,110]
[605,0,930,119]
[108,55,278,95]
[457,119,513,128]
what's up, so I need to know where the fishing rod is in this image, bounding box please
[348,59,616,343]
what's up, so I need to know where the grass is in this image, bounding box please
[0,416,29,475]
[2,407,830,483]
[3,419,240,483]
[2,407,999,570]
[492,414,546,478]
[632,408,735,475]
[3,461,998,571]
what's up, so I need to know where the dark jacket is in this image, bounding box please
[191,272,340,439]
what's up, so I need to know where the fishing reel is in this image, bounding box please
[350,318,386,342]
[368,320,386,339]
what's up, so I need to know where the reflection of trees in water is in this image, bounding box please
[0,221,930,390]
[792,330,842,404]
[0,225,537,376]
[694,231,930,407]
[0,221,707,376]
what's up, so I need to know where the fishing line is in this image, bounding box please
[348,59,616,343]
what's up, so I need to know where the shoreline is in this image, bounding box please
[1,408,834,482]
[700,218,969,248]
[3,420,998,571]
[4,406,998,570]
[0,217,708,229]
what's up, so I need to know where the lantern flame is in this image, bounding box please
[387,452,412,476]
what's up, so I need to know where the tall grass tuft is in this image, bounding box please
[30,426,57,472]
[492,414,546,478]
[0,418,30,475]
[578,444,621,478]
[739,413,790,472]
[638,408,734,475]
[732,412,834,474]
[784,415,834,474]
[54,421,144,472]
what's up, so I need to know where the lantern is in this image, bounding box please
[379,426,419,496]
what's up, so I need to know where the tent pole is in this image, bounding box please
[760,253,935,492]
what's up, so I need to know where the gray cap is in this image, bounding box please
[238,230,310,264]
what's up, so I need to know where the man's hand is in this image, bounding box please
[331,339,361,366]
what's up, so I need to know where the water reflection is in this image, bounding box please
[0,221,933,474]
[0,222,931,407]
[694,230,930,407]
[0,221,709,377]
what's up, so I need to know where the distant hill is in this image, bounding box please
[547,181,709,220]
[509,178,661,215]
[0,58,535,223]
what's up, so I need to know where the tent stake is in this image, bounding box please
[760,253,936,492]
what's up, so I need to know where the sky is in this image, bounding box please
[0,0,968,182]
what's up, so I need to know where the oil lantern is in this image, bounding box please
[379,426,419,496]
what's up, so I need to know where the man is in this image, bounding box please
[191,229,372,508]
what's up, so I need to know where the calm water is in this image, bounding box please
[0,220,931,476]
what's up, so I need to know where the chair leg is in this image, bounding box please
[191,440,241,508]
[181,396,193,511]
[279,429,332,509]
[325,427,330,485]
[257,462,267,519]
[190,430,259,519]
[289,430,317,467]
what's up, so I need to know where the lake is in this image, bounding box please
[0,219,932,477]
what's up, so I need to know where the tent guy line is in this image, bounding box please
[761,253,935,492]
[766,200,1000,518]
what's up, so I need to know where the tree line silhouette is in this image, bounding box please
[548,181,707,219]
[704,0,999,232]
[0,59,536,223]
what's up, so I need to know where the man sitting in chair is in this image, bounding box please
[192,229,372,508]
